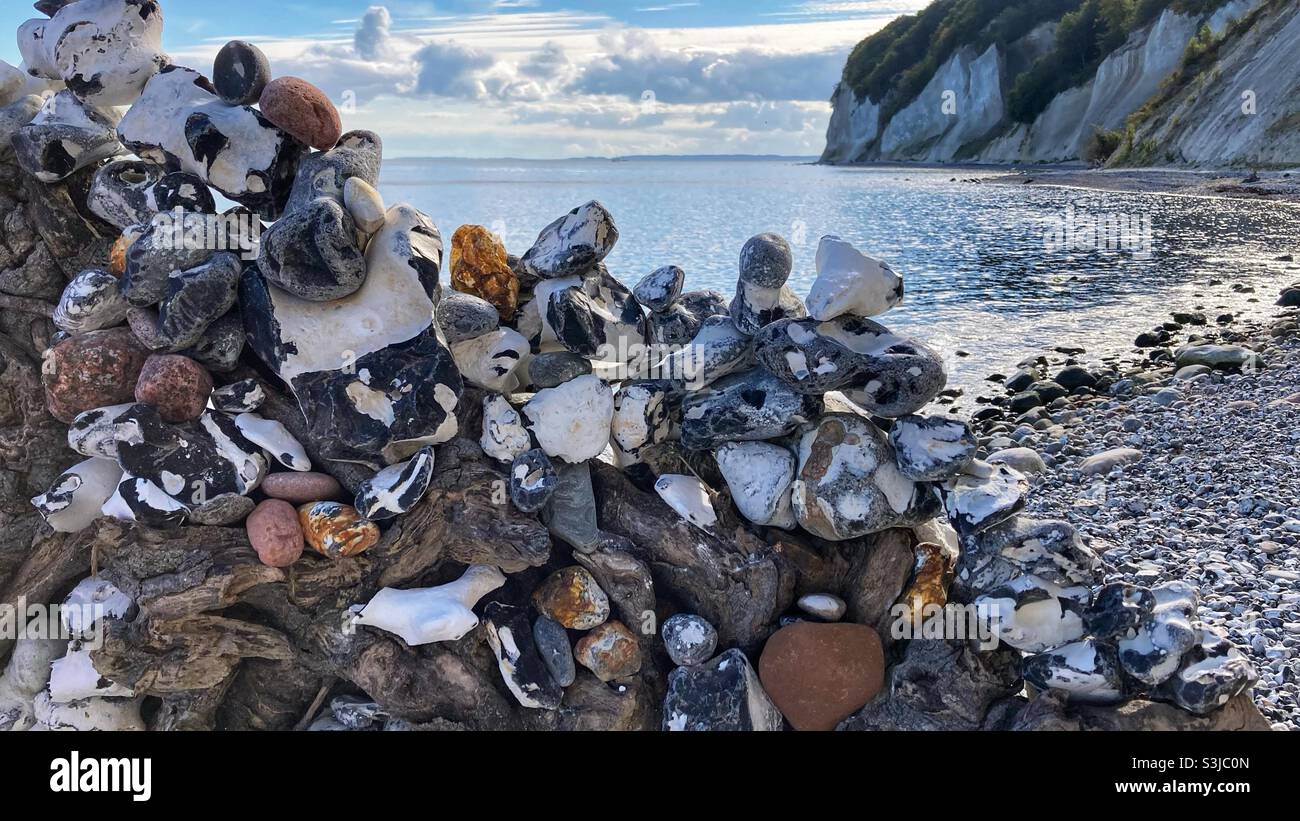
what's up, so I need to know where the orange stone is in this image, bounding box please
[531,566,609,630]
[758,621,885,731]
[298,501,379,559]
[897,541,954,620]
[574,621,642,682]
[109,233,131,276]
[450,224,518,320]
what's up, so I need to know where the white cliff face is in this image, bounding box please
[879,44,1005,161]
[820,83,880,164]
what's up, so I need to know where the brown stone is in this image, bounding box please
[532,566,610,630]
[109,232,132,276]
[247,499,305,568]
[574,621,642,682]
[258,76,342,150]
[758,622,885,731]
[298,501,379,559]
[42,328,150,423]
[451,224,519,320]
[261,471,343,504]
[897,541,954,620]
[134,354,214,422]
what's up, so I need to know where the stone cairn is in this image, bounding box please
[0,0,1265,731]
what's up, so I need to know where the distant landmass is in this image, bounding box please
[387,154,817,163]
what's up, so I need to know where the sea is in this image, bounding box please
[378,157,1300,404]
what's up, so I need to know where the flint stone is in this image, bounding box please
[541,460,599,552]
[714,440,795,529]
[521,200,618,279]
[484,602,563,711]
[211,379,266,414]
[533,616,576,688]
[532,566,610,630]
[739,233,792,288]
[540,270,646,358]
[451,328,528,393]
[954,516,1101,600]
[634,265,685,312]
[526,351,591,389]
[1023,638,1126,705]
[888,414,976,481]
[1118,581,1200,686]
[729,280,807,336]
[610,381,671,467]
[661,613,718,667]
[522,374,613,463]
[103,475,188,527]
[12,90,123,182]
[179,310,244,372]
[438,291,499,344]
[649,289,729,345]
[509,448,557,513]
[257,196,366,301]
[1084,583,1156,640]
[156,252,242,349]
[281,130,382,216]
[941,463,1028,537]
[1153,624,1257,715]
[233,412,310,471]
[680,369,822,450]
[975,574,1089,653]
[213,40,270,106]
[30,457,122,533]
[53,269,130,333]
[68,402,135,459]
[115,405,266,503]
[450,224,517,320]
[663,648,783,731]
[480,394,531,463]
[657,314,751,391]
[806,235,903,320]
[354,446,435,520]
[120,211,220,307]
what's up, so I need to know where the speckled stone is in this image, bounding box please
[247,499,305,567]
[258,76,341,150]
[451,224,518,320]
[42,328,149,423]
[574,621,642,682]
[134,354,213,422]
[213,40,271,106]
[532,566,610,630]
[298,501,379,559]
[661,613,718,666]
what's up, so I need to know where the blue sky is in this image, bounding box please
[3,1,925,157]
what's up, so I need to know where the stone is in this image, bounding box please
[117,405,266,501]
[42,328,149,423]
[156,252,242,350]
[480,394,531,463]
[634,265,684,312]
[661,614,718,667]
[654,474,718,532]
[752,316,867,394]
[714,441,796,529]
[806,235,903,320]
[0,637,66,732]
[233,412,311,471]
[259,76,342,150]
[118,65,304,215]
[1055,365,1096,390]
[532,616,576,688]
[680,369,822,450]
[181,310,245,371]
[119,212,214,308]
[152,171,218,214]
[657,314,751,391]
[540,270,646,358]
[520,200,618,279]
[797,593,847,621]
[941,462,1027,537]
[648,289,729,345]
[574,621,642,682]
[188,492,255,526]
[89,162,217,230]
[0,95,45,161]
[261,471,343,504]
[542,461,599,552]
[610,381,672,467]
[509,449,557,513]
[1153,624,1257,715]
[955,516,1101,599]
[526,351,591,389]
[1023,638,1126,705]
[354,446,435,520]
[451,224,518,319]
[484,602,563,710]
[246,498,305,568]
[110,230,134,276]
[352,565,506,646]
[759,622,885,731]
[258,196,366,301]
[888,414,976,481]
[12,90,122,182]
[663,648,783,731]
[438,291,500,344]
[49,641,133,702]
[791,413,926,541]
[975,574,1089,653]
[986,446,1046,475]
[68,402,134,459]
[522,374,613,463]
[103,476,189,527]
[730,280,806,336]
[31,457,122,533]
[210,379,266,414]
[1117,581,1200,686]
[1080,447,1143,475]
[212,40,270,106]
[31,691,144,731]
[299,501,379,559]
[533,566,610,630]
[1174,343,1259,371]
[738,233,793,288]
[898,540,954,616]
[281,130,382,215]
[134,354,213,422]
[451,328,529,393]
[343,176,386,235]
[53,269,130,333]
[61,576,133,639]
[1084,583,1155,640]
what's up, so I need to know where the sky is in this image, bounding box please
[1,0,926,158]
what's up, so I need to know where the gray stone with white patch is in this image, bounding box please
[480,393,531,463]
[1153,623,1257,715]
[648,289,729,345]
[610,381,672,468]
[258,196,366,301]
[210,379,265,414]
[540,268,646,359]
[941,462,1028,537]
[714,440,795,529]
[954,516,1101,600]
[354,446,435,520]
[1117,581,1201,687]
[509,448,558,513]
[520,200,618,279]
[657,314,751,391]
[11,90,122,182]
[67,402,135,459]
[282,130,383,215]
[484,602,563,710]
[88,161,217,231]
[888,414,976,481]
[680,369,822,451]
[662,647,782,731]
[30,457,122,533]
[1022,638,1126,705]
[661,613,718,667]
[53,269,130,334]
[633,265,684,312]
[729,280,807,336]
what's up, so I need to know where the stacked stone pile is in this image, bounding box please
[0,1,1264,731]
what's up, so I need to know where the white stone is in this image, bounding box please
[26,0,166,107]
[976,574,1089,653]
[715,441,796,528]
[797,593,847,621]
[452,328,529,393]
[31,690,145,731]
[806,235,903,320]
[942,462,1027,535]
[352,565,506,646]
[610,382,671,467]
[654,474,718,531]
[233,413,311,471]
[49,641,134,703]
[522,374,614,463]
[480,394,531,463]
[68,403,134,459]
[31,457,122,533]
[0,636,66,732]
[344,176,386,234]
[61,577,132,640]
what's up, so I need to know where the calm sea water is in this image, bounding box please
[379,158,1300,401]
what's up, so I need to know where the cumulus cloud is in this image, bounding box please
[355,6,393,61]
[412,39,499,98]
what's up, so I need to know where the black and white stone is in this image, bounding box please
[451,328,528,393]
[806,235,903,320]
[654,474,718,532]
[662,648,782,731]
[117,66,304,215]
[0,94,46,162]
[233,412,310,471]
[752,316,867,395]
[715,441,795,529]
[840,326,946,417]
[520,200,618,279]
[67,402,135,459]
[212,40,270,106]
[180,310,244,372]
[1153,624,1257,715]
[790,413,926,541]
[87,160,161,230]
[49,640,134,702]
[18,0,167,107]
[974,574,1090,653]
[541,460,599,552]
[1084,583,1156,640]
[941,462,1028,537]
[354,446,435,520]
[257,195,366,301]
[954,516,1102,600]
[539,269,646,359]
[438,291,499,344]
[526,351,591,389]
[729,280,807,336]
[610,381,671,468]
[282,130,383,216]
[656,314,751,391]
[53,269,130,333]
[151,172,217,214]
[1117,581,1201,687]
[103,475,189,528]
[11,90,122,182]
[679,369,822,451]
[661,613,718,667]
[648,289,729,345]
[30,457,123,533]
[633,265,684,312]
[738,233,793,288]
[210,379,265,414]
[1022,638,1126,705]
[532,615,576,688]
[888,414,977,481]
[120,210,220,307]
[483,602,563,710]
[480,393,531,463]
[61,576,133,639]
[522,374,613,463]
[509,448,558,514]
[155,252,242,350]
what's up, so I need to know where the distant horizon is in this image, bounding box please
[384,152,820,162]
